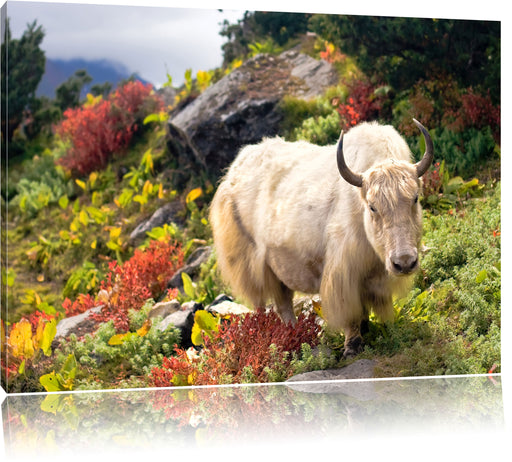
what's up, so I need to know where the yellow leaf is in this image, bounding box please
[158,183,164,199]
[19,359,26,375]
[40,319,57,356]
[91,239,97,249]
[75,179,86,190]
[191,310,219,346]
[70,218,80,232]
[9,319,35,359]
[136,319,152,337]
[79,209,89,226]
[312,299,324,319]
[89,171,98,187]
[91,191,102,207]
[33,317,45,351]
[108,333,130,345]
[186,187,202,204]
[58,195,69,209]
[108,226,122,239]
[187,372,197,385]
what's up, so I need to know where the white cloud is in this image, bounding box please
[7,1,244,86]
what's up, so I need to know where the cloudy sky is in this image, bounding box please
[6,1,245,87]
[5,0,505,88]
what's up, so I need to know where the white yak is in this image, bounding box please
[209,119,434,357]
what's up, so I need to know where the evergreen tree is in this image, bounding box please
[220,11,311,66]
[55,69,92,111]
[1,20,45,148]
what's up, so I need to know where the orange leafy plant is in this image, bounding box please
[5,313,57,377]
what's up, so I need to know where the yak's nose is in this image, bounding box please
[390,250,418,274]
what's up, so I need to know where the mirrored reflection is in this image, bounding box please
[2,375,504,460]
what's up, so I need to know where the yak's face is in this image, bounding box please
[336,119,433,276]
[361,161,423,276]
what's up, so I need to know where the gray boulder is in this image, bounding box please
[167,50,338,177]
[148,299,181,319]
[156,301,203,349]
[53,305,104,342]
[129,201,184,244]
[167,246,212,291]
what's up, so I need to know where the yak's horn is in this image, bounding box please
[337,131,363,188]
[413,118,434,178]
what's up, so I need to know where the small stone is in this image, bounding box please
[156,302,202,349]
[148,299,181,319]
[207,300,252,317]
[208,293,234,307]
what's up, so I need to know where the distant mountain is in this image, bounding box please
[37,58,151,99]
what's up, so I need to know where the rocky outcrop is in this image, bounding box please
[167,50,338,178]
[52,305,104,345]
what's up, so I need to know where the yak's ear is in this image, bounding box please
[337,132,363,188]
[413,118,434,178]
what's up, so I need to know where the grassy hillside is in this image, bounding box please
[2,41,500,392]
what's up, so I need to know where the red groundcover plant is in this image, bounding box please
[92,239,184,332]
[150,308,322,387]
[62,239,184,332]
[55,81,163,176]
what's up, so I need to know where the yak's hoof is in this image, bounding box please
[343,336,364,358]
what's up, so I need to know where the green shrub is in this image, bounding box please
[278,87,346,143]
[432,126,497,177]
[55,303,182,389]
[10,152,74,217]
[293,110,341,145]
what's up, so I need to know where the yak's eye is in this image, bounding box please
[414,195,419,204]
[369,204,377,213]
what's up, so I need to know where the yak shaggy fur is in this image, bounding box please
[210,121,428,356]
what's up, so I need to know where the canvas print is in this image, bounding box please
[0,1,501,394]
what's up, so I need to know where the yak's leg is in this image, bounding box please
[343,321,364,358]
[273,283,295,324]
[360,306,370,335]
[262,259,296,324]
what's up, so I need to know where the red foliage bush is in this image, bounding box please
[55,81,163,176]
[91,240,184,332]
[444,88,500,142]
[62,293,98,317]
[399,79,500,142]
[150,308,321,387]
[25,310,57,334]
[150,350,197,388]
[337,80,384,131]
